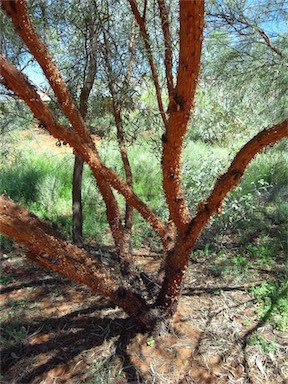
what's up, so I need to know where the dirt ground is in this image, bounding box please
[1,245,287,384]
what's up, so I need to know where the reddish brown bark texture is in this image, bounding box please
[156,119,288,316]
[0,196,150,326]
[1,0,287,327]
[162,0,204,232]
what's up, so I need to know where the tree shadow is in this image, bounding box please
[1,304,144,383]
[0,277,67,295]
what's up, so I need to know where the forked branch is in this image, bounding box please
[157,119,288,315]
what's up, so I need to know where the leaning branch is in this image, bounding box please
[0,195,150,326]
[186,119,288,248]
[1,0,92,144]
[157,119,288,315]
[1,0,127,249]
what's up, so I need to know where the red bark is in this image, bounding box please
[0,196,151,327]
[1,0,287,328]
[156,119,288,316]
[162,0,205,232]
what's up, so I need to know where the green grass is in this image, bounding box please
[0,324,30,348]
[250,279,288,331]
[1,134,287,250]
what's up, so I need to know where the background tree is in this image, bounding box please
[0,0,287,332]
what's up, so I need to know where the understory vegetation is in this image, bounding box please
[1,124,287,333]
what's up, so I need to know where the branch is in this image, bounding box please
[0,55,167,242]
[127,0,168,127]
[1,0,91,143]
[0,195,150,326]
[157,119,288,315]
[76,24,125,251]
[123,17,136,88]
[208,12,286,59]
[162,0,205,232]
[186,119,288,248]
[157,0,174,99]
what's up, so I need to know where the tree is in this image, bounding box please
[0,0,287,331]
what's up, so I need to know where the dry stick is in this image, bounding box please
[0,196,152,328]
[127,0,168,128]
[0,55,167,242]
[162,0,205,232]
[157,0,174,99]
[157,119,288,316]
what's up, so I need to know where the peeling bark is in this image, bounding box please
[162,0,205,232]
[0,196,152,328]
[156,119,288,316]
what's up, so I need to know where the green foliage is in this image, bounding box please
[247,331,277,353]
[0,324,30,348]
[0,234,14,252]
[146,336,155,346]
[85,356,123,384]
[0,275,14,285]
[250,279,288,331]
[190,85,248,145]
[208,252,251,281]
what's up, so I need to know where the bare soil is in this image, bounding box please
[1,246,287,384]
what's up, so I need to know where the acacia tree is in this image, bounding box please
[0,0,287,331]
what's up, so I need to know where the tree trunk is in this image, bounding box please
[72,25,97,246]
[114,103,134,242]
[72,155,84,246]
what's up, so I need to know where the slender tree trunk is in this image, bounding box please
[114,102,134,241]
[72,25,98,245]
[72,155,84,246]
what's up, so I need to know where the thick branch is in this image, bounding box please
[0,196,150,326]
[0,55,167,241]
[157,0,174,98]
[162,0,204,232]
[186,118,288,248]
[157,119,288,315]
[127,0,168,127]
